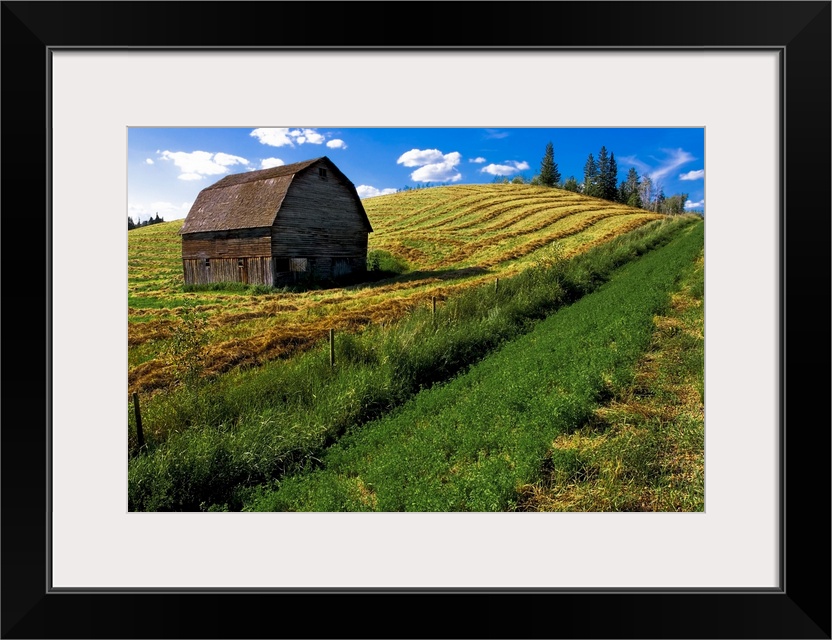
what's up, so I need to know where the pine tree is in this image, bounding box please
[596,146,618,201]
[562,176,579,192]
[583,153,600,197]
[619,167,642,207]
[597,146,610,197]
[128,216,136,230]
[605,152,618,200]
[539,141,559,187]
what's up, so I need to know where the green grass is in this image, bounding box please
[182,282,280,295]
[242,220,703,511]
[516,249,705,512]
[128,216,701,512]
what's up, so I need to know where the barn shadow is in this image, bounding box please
[184,266,494,295]
[342,265,492,291]
[277,265,493,293]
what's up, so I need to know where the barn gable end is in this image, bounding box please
[179,157,372,287]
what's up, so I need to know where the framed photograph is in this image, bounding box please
[3,1,829,638]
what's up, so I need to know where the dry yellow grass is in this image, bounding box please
[128,184,664,395]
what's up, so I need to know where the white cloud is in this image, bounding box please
[250,128,295,147]
[326,139,347,149]
[685,199,705,209]
[145,158,154,165]
[356,185,398,199]
[260,157,285,169]
[397,149,462,183]
[251,127,327,148]
[469,157,486,164]
[619,149,697,185]
[397,148,446,167]
[159,150,249,180]
[480,160,530,177]
[128,200,192,221]
[292,128,325,145]
[213,152,249,167]
[618,155,652,176]
[649,148,696,182]
[679,169,705,181]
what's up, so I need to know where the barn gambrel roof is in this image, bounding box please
[179,156,373,235]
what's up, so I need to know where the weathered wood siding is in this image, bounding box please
[271,163,369,261]
[182,256,274,286]
[182,228,272,259]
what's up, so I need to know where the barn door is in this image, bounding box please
[237,258,248,284]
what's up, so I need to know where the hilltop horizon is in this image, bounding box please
[128,127,705,222]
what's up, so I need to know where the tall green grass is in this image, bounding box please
[244,221,704,511]
[128,216,701,511]
[517,249,705,512]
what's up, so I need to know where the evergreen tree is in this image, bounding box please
[597,146,610,199]
[128,216,136,230]
[583,154,600,197]
[594,146,618,201]
[562,176,579,192]
[539,141,557,187]
[618,167,642,207]
[605,152,618,200]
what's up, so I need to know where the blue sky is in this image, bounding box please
[128,127,705,222]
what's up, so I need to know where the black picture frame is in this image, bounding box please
[2,2,829,638]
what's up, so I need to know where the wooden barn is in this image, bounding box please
[179,156,373,286]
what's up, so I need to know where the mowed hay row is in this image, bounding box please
[364,184,564,232]
[430,210,657,269]
[420,193,591,234]
[128,291,446,394]
[364,186,499,231]
[128,214,660,395]
[445,201,607,235]
[366,185,581,236]
[386,192,565,234]
[128,185,668,395]
[369,205,615,271]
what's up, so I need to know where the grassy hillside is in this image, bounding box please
[128,184,662,395]
[128,216,700,511]
[242,220,704,512]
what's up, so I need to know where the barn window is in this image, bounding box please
[318,167,327,179]
[290,258,308,272]
[274,258,290,272]
[237,258,245,268]
[204,259,210,268]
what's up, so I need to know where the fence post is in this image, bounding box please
[432,295,436,317]
[132,392,145,452]
[329,328,335,368]
[495,277,499,294]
